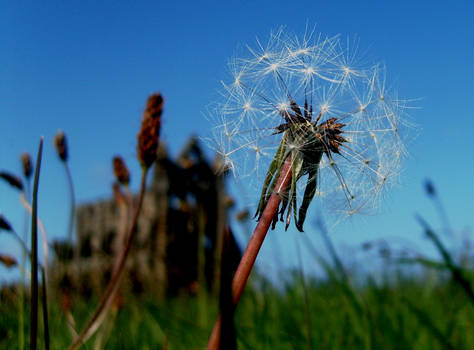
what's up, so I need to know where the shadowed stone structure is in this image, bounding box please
[54,138,241,299]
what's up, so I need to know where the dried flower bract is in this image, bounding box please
[137,93,164,169]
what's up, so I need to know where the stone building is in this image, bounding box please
[56,138,241,299]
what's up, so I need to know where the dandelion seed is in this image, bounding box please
[207,27,410,231]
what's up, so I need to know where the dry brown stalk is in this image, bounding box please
[112,182,126,206]
[68,93,163,350]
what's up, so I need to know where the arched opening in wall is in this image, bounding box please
[80,232,93,258]
[101,229,116,255]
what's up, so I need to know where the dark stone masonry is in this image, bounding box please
[53,138,241,299]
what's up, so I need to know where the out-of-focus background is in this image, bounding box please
[0,1,473,349]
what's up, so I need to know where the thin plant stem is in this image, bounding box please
[20,194,49,282]
[30,137,43,350]
[63,163,75,243]
[19,180,30,350]
[207,157,292,350]
[41,268,50,350]
[67,168,149,350]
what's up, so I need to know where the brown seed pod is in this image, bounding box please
[137,93,163,169]
[0,171,24,191]
[20,153,33,179]
[0,214,13,231]
[0,254,17,268]
[113,156,130,186]
[53,130,68,162]
[235,209,250,222]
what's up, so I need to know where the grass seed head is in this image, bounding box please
[53,130,68,162]
[0,171,24,192]
[137,93,164,169]
[424,178,436,197]
[21,152,33,179]
[113,156,130,186]
[0,214,13,231]
[0,254,17,268]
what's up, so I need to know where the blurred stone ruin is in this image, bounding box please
[51,137,241,299]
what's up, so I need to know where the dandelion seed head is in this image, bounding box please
[206,26,412,229]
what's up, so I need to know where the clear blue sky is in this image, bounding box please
[1,0,473,282]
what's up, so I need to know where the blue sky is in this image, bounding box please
[1,0,473,282]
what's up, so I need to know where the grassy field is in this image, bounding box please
[1,246,472,350]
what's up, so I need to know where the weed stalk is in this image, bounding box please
[207,157,292,349]
[67,169,149,350]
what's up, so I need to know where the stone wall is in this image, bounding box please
[54,138,241,298]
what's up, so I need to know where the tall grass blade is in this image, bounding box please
[416,214,474,302]
[316,218,348,282]
[403,297,455,350]
[30,137,43,350]
[41,268,50,350]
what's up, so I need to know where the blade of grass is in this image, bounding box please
[416,214,474,302]
[20,178,31,350]
[20,194,49,283]
[30,137,43,350]
[403,296,455,350]
[316,218,348,282]
[41,268,50,350]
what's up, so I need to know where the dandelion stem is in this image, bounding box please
[207,157,292,350]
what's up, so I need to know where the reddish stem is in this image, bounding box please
[207,157,293,349]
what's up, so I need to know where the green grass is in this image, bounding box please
[1,265,472,350]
